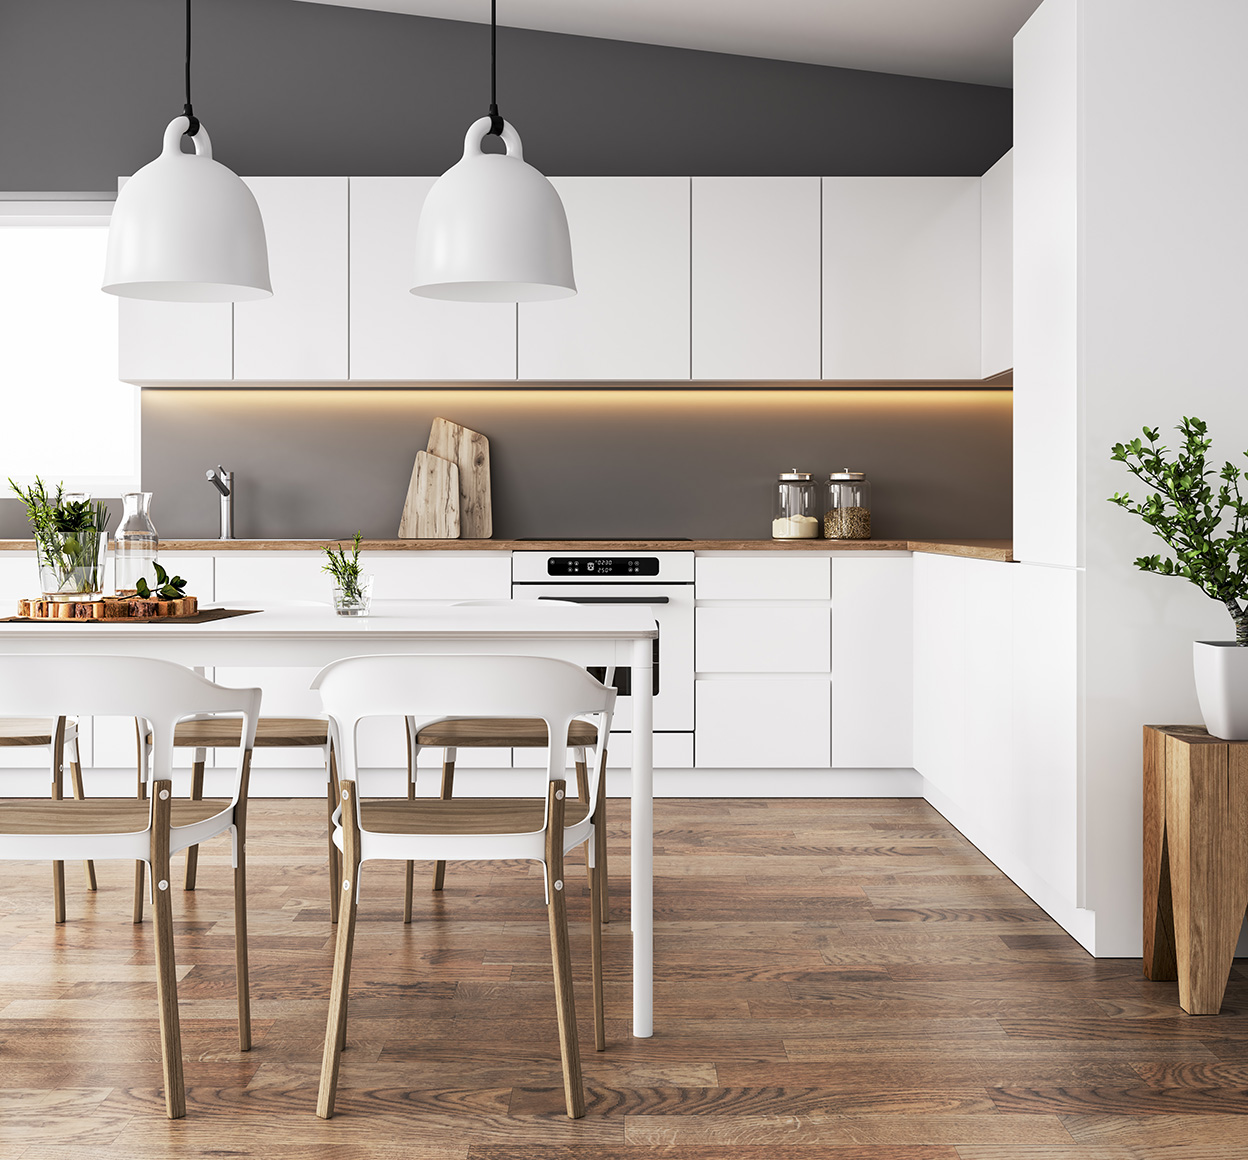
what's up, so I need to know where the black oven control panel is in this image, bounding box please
[547,556,661,577]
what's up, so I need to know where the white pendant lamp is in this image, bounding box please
[411,1,575,302]
[102,0,270,303]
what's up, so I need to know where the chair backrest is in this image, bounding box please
[0,655,261,793]
[313,653,616,799]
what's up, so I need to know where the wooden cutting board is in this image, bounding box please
[427,417,492,539]
[397,451,460,538]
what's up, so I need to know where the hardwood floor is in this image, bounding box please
[1,796,1246,1158]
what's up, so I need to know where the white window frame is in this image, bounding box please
[0,198,141,494]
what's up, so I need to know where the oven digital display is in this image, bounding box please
[546,557,661,577]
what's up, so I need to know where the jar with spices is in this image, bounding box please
[773,470,821,539]
[824,470,872,540]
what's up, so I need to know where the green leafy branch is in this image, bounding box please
[135,562,188,601]
[1108,416,1248,644]
[8,477,109,593]
[322,532,365,600]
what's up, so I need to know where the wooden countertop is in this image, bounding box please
[0,538,1013,562]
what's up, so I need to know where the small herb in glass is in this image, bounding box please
[135,562,188,601]
[8,476,109,596]
[322,532,365,600]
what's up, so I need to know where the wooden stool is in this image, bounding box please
[0,716,93,921]
[1143,724,1248,1014]
[408,717,609,925]
[139,717,340,921]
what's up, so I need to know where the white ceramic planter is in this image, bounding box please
[1193,640,1248,739]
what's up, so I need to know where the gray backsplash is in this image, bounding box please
[2,387,1013,543]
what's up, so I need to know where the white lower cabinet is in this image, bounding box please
[695,679,830,768]
[696,606,830,673]
[214,552,511,604]
[513,732,693,770]
[831,557,914,767]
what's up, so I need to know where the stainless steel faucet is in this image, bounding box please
[206,466,234,540]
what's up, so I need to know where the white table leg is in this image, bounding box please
[630,636,654,1038]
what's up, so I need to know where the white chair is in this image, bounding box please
[0,656,261,1119]
[313,654,614,1120]
[137,716,339,919]
[0,715,93,919]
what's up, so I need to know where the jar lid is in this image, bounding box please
[778,469,813,481]
[828,468,866,481]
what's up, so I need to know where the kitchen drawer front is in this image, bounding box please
[696,679,830,768]
[513,731,692,770]
[695,556,830,601]
[830,557,913,768]
[213,553,511,604]
[696,607,830,673]
[0,554,34,608]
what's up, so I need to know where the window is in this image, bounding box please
[0,203,139,493]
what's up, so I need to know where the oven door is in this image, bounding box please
[514,583,693,732]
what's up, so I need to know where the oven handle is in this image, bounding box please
[538,595,669,605]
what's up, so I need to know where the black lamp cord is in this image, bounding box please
[487,0,503,136]
[183,0,200,137]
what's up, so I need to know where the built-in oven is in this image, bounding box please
[512,551,694,733]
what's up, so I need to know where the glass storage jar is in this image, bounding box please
[824,470,872,539]
[772,470,821,539]
[114,492,159,594]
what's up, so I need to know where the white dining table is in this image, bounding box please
[0,599,659,1037]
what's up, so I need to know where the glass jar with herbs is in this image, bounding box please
[9,478,109,600]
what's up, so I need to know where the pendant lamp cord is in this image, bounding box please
[487,0,503,136]
[183,0,200,137]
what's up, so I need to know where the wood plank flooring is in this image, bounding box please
[1,796,1246,1158]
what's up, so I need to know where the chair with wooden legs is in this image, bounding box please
[405,715,610,924]
[136,718,339,921]
[0,715,95,921]
[0,656,261,1119]
[314,654,614,1120]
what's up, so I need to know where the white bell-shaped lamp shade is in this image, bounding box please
[102,116,271,302]
[412,117,575,302]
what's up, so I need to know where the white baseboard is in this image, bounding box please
[0,765,924,799]
[921,778,1098,952]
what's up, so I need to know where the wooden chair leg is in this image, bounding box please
[587,835,606,1054]
[149,779,186,1119]
[596,754,609,926]
[66,741,97,892]
[544,780,585,1119]
[234,750,253,1052]
[133,732,148,924]
[430,754,456,895]
[184,752,206,890]
[327,745,341,924]
[318,779,362,1120]
[51,717,66,923]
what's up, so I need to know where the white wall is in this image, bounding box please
[1015,0,1248,956]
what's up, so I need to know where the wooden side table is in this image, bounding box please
[1143,724,1248,1014]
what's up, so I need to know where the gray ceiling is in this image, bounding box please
[295,0,1044,86]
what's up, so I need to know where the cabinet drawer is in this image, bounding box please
[695,556,830,600]
[513,731,693,770]
[696,679,830,768]
[696,607,830,673]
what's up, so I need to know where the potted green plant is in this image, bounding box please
[8,477,109,601]
[322,532,371,616]
[1109,416,1248,738]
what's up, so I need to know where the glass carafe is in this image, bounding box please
[115,492,159,594]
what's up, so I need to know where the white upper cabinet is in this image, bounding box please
[518,178,690,381]
[691,178,821,380]
[232,178,349,381]
[118,298,233,384]
[980,151,1013,379]
[822,177,981,380]
[349,178,517,381]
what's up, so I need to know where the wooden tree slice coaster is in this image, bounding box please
[17,595,199,622]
